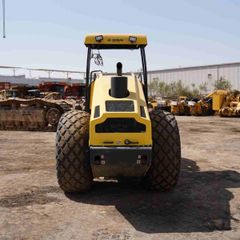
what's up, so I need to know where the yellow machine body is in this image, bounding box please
[207,90,228,111]
[89,73,152,147]
[84,33,152,178]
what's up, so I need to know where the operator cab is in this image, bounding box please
[84,34,148,112]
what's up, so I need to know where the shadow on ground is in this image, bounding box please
[66,158,240,233]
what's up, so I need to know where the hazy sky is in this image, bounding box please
[0,0,240,72]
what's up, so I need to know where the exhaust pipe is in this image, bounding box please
[117,62,122,76]
[110,62,128,98]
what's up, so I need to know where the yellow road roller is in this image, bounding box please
[56,34,181,192]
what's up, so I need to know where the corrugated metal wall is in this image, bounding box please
[148,63,240,91]
[0,75,84,85]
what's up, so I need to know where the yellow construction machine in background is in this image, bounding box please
[170,96,190,116]
[204,90,240,117]
[189,97,213,116]
[217,90,240,117]
[169,90,240,117]
[148,97,158,110]
[148,97,171,112]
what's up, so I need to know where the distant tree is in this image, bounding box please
[158,81,166,96]
[148,78,159,96]
[199,82,208,94]
[163,82,171,97]
[175,80,192,97]
[148,79,210,98]
[214,77,232,90]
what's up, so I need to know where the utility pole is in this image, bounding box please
[2,0,5,38]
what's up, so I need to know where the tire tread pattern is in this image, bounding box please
[56,110,93,192]
[144,110,181,191]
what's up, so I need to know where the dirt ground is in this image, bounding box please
[0,116,240,240]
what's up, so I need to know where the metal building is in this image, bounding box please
[148,62,240,91]
[0,66,85,85]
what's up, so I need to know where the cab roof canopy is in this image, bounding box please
[84,34,147,49]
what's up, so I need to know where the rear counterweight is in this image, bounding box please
[90,147,152,178]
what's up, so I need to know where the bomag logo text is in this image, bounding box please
[107,38,124,42]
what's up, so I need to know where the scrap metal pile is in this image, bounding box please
[0,82,85,131]
[0,97,73,131]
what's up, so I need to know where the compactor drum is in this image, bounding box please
[56,34,181,192]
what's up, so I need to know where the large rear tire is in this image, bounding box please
[56,110,93,193]
[144,110,181,191]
